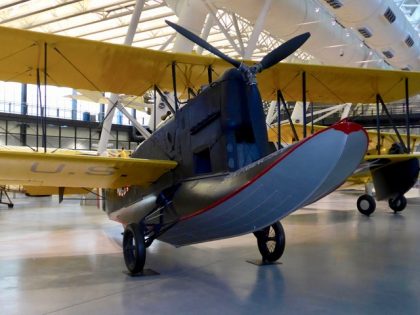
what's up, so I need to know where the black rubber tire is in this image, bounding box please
[357,194,376,216]
[7,204,13,209]
[256,221,285,262]
[388,195,407,213]
[123,223,146,274]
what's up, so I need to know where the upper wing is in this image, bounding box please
[0,26,228,99]
[0,150,177,189]
[0,26,420,103]
[259,63,420,103]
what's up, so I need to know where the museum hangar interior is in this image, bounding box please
[0,0,420,314]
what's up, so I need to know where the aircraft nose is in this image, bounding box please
[331,119,366,135]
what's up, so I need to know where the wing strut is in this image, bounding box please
[404,78,410,153]
[97,0,145,155]
[376,94,408,153]
[171,62,179,112]
[277,90,299,142]
[302,71,307,138]
[276,92,281,148]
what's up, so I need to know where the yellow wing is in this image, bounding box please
[0,150,177,189]
[268,124,420,154]
[258,63,420,103]
[1,26,420,103]
[346,153,420,185]
[364,153,420,162]
[269,123,419,186]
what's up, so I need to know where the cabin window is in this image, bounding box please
[194,148,212,174]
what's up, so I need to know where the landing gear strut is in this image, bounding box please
[123,223,146,274]
[0,186,13,208]
[388,195,407,213]
[357,194,376,216]
[254,221,285,262]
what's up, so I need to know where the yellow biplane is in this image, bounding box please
[268,123,420,215]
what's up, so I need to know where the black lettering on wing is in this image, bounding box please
[86,166,115,176]
[31,162,65,174]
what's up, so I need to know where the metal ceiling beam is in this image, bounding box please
[49,2,165,34]
[202,1,242,56]
[25,0,139,30]
[106,24,172,42]
[159,33,176,50]
[133,32,174,45]
[0,0,83,25]
[0,0,30,11]
[231,14,245,56]
[78,12,173,39]
[54,7,135,34]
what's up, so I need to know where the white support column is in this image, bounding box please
[244,0,272,59]
[97,0,145,155]
[172,0,208,53]
[197,14,214,55]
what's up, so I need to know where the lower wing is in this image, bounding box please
[0,150,177,190]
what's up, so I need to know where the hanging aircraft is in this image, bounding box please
[0,22,420,274]
[268,124,420,216]
[64,89,173,132]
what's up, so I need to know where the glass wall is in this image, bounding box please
[0,81,149,126]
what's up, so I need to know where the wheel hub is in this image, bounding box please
[360,200,370,210]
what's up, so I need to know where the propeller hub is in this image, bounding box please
[237,63,255,85]
[237,63,264,85]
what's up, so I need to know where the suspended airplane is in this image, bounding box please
[64,89,173,132]
[0,21,420,274]
[268,124,420,216]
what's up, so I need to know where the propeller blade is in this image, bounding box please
[259,32,311,71]
[165,20,241,68]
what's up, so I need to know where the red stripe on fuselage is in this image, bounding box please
[180,121,366,221]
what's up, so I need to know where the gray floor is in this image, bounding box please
[1,188,420,315]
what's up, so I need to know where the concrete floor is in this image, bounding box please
[1,189,420,315]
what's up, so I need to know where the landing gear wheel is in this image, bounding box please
[255,221,285,262]
[7,204,13,209]
[388,195,407,213]
[123,223,146,274]
[357,194,376,216]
